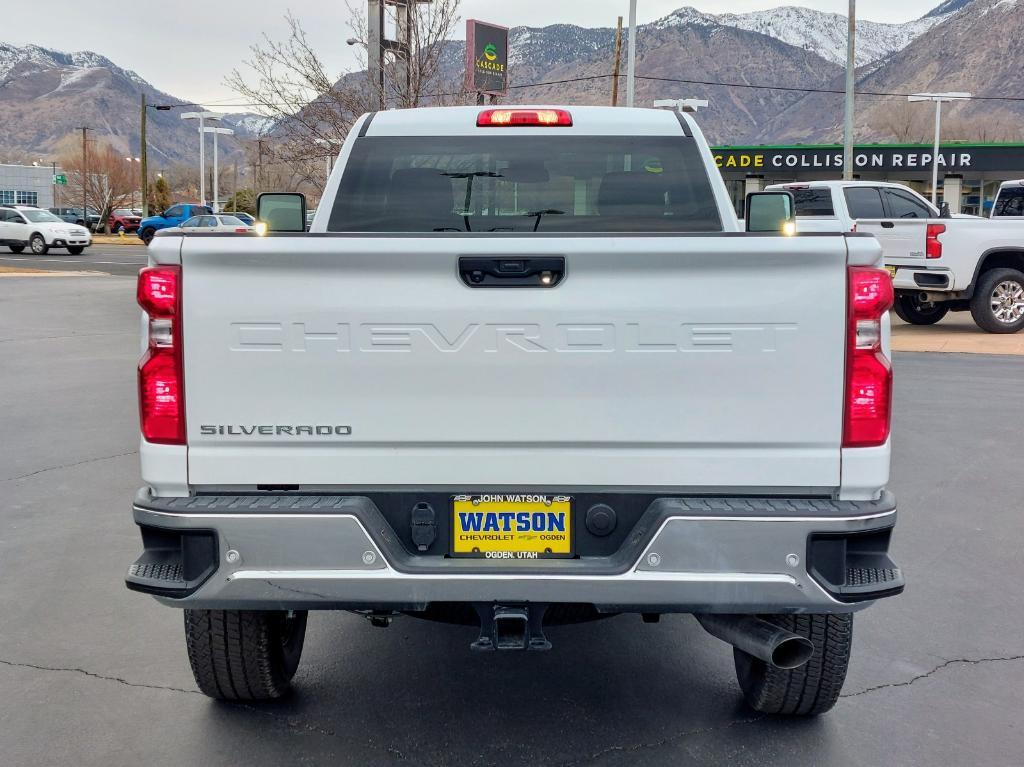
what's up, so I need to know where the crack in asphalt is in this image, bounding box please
[0,658,339,739]
[1,449,137,482]
[0,658,201,695]
[842,655,1024,698]
[549,715,767,767]
[0,331,135,344]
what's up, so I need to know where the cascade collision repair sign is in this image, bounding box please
[466,19,509,96]
[713,144,1024,174]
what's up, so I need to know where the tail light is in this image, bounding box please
[926,223,945,259]
[477,109,573,127]
[137,266,185,444]
[234,228,248,233]
[844,267,893,448]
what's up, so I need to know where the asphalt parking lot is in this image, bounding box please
[2,274,1023,767]
[0,244,148,277]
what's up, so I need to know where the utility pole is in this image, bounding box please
[51,161,57,208]
[368,0,386,109]
[611,16,624,106]
[842,0,856,181]
[78,127,91,219]
[140,93,149,216]
[256,139,265,196]
[626,0,638,108]
[232,164,238,213]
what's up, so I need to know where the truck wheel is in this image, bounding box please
[184,609,308,701]
[8,245,25,254]
[29,234,48,255]
[970,268,1024,334]
[892,294,948,325]
[140,227,156,246]
[733,614,853,716]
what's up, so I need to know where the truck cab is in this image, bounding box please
[137,203,212,245]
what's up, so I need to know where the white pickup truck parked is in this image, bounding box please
[126,106,903,716]
[769,180,1024,333]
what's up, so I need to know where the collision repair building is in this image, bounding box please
[714,142,1024,216]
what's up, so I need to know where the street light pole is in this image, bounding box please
[203,127,235,213]
[181,112,225,207]
[842,0,856,181]
[908,92,972,205]
[626,0,638,108]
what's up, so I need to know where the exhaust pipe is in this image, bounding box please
[696,615,814,670]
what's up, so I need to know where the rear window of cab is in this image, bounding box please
[790,188,836,217]
[329,135,723,234]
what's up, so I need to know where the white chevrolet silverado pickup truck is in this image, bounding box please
[126,106,903,716]
[769,180,1024,333]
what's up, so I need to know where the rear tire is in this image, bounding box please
[970,268,1024,334]
[29,234,48,255]
[140,227,156,246]
[733,614,853,716]
[8,245,25,254]
[184,609,308,701]
[67,246,85,255]
[892,294,948,325]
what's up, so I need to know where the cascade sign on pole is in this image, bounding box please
[466,20,509,98]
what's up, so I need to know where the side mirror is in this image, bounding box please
[257,193,307,233]
[939,202,952,219]
[746,191,796,235]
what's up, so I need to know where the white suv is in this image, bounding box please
[0,205,92,255]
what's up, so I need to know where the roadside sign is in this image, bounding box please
[466,20,509,97]
[53,174,67,185]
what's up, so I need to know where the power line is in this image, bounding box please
[146,73,1024,111]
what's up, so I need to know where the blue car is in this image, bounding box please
[138,203,213,245]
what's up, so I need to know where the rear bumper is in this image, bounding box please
[126,491,903,614]
[892,267,954,292]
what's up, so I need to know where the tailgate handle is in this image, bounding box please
[459,257,565,288]
[880,221,895,229]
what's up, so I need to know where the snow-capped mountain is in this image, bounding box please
[0,43,148,87]
[0,42,263,163]
[653,5,953,67]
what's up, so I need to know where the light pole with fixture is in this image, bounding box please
[202,126,234,212]
[908,92,972,205]
[842,0,856,181]
[125,157,141,209]
[653,98,708,113]
[181,112,225,206]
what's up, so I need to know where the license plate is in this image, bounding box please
[451,494,572,559]
[886,265,898,278]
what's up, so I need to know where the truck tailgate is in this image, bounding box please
[180,235,849,490]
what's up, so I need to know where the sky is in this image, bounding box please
[5,0,941,107]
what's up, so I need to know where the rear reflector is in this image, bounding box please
[477,109,573,128]
[138,266,185,445]
[926,223,945,259]
[844,268,894,448]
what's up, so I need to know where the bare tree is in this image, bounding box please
[57,136,138,231]
[873,99,927,143]
[225,3,465,187]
